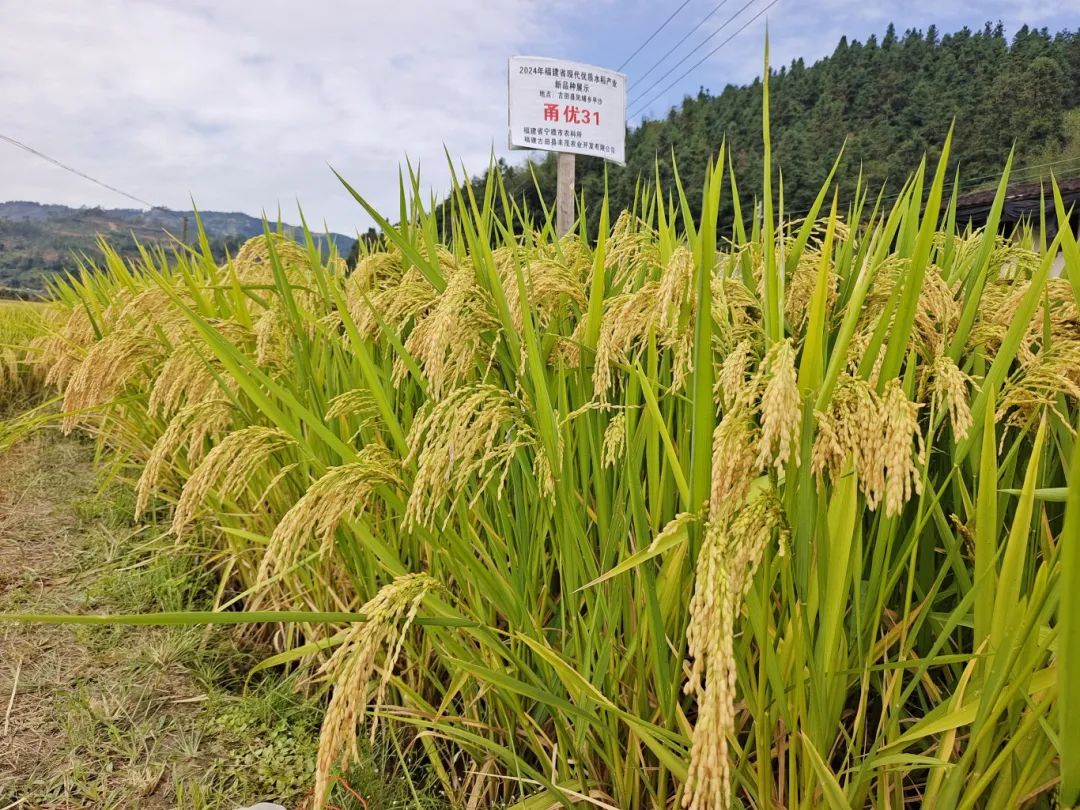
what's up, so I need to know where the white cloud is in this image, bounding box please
[2,0,1074,231]
[0,0,580,232]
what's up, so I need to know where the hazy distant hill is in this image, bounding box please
[0,201,356,292]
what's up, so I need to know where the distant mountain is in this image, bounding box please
[0,201,356,292]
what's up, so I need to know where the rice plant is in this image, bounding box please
[0,299,50,412]
[7,68,1080,810]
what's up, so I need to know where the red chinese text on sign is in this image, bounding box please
[508,56,626,164]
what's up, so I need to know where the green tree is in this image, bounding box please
[440,23,1080,231]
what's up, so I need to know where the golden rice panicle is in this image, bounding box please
[113,286,191,344]
[682,521,730,810]
[60,284,217,430]
[135,399,234,516]
[180,399,235,462]
[875,379,925,517]
[656,246,695,337]
[990,236,1042,280]
[254,306,287,369]
[968,275,1077,367]
[349,265,439,341]
[403,384,549,530]
[593,247,698,399]
[605,210,659,289]
[912,266,960,356]
[258,445,401,586]
[601,410,627,468]
[707,274,749,360]
[929,353,973,440]
[350,244,452,340]
[719,277,764,348]
[325,253,348,277]
[725,493,786,604]
[857,256,908,328]
[148,343,223,419]
[313,573,438,810]
[717,339,754,409]
[232,233,313,285]
[811,375,923,516]
[811,405,847,480]
[536,227,589,270]
[756,339,802,471]
[0,347,17,390]
[401,261,498,396]
[500,254,587,335]
[351,249,404,294]
[784,246,837,330]
[1041,279,1080,342]
[814,375,879,481]
[42,305,96,390]
[647,511,698,553]
[710,400,760,518]
[149,319,250,418]
[60,330,161,433]
[966,278,1013,358]
[997,341,1080,428]
[550,316,587,368]
[684,494,783,810]
[593,283,661,398]
[325,388,382,440]
[172,425,296,535]
[843,330,873,375]
[992,279,1080,371]
[657,247,697,390]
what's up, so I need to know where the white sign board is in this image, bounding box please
[508,56,627,165]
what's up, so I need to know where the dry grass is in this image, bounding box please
[0,434,383,808]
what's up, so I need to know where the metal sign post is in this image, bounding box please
[507,56,627,237]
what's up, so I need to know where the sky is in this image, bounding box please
[1,0,1076,234]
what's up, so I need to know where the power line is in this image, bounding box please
[780,154,1080,222]
[874,155,1080,210]
[0,132,154,208]
[963,154,1080,189]
[618,0,695,71]
[631,0,733,88]
[628,0,760,111]
[867,155,1080,215]
[629,0,783,119]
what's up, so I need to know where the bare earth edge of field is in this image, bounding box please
[0,430,433,810]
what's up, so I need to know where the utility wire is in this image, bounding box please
[779,154,1080,222]
[629,0,732,84]
[618,0,695,71]
[0,132,154,208]
[870,155,1080,210]
[629,0,783,118]
[963,154,1080,189]
[868,155,1080,215]
[629,0,762,111]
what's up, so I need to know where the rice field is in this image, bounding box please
[5,94,1080,809]
[0,299,50,412]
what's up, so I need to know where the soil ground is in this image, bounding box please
[0,430,443,810]
[0,432,321,809]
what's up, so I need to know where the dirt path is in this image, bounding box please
[0,432,106,803]
[0,431,436,810]
[0,433,321,809]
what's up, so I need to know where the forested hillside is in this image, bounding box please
[470,23,1080,225]
[0,202,355,293]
